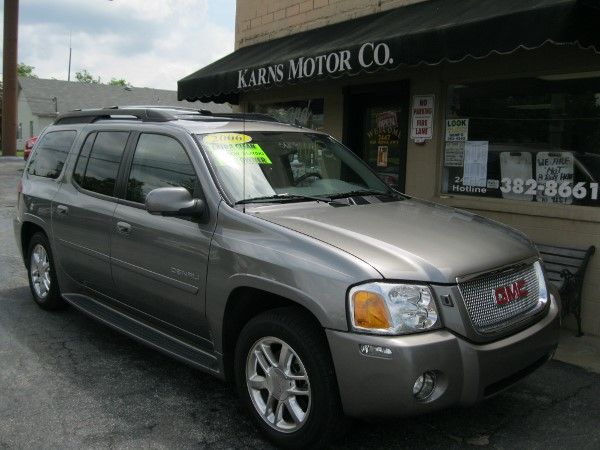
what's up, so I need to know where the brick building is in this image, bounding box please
[179,0,600,335]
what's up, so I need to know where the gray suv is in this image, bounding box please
[14,107,560,448]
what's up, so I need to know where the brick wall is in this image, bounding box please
[235,0,429,48]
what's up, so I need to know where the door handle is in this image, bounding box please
[56,205,69,215]
[116,221,131,234]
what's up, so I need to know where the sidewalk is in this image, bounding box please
[554,329,600,374]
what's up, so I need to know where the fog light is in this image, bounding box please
[359,344,392,358]
[413,371,436,400]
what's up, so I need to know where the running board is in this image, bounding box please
[62,293,219,373]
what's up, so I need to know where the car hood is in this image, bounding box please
[250,198,537,283]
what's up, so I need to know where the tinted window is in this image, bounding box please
[78,132,129,196]
[72,133,96,186]
[27,131,76,179]
[127,134,197,203]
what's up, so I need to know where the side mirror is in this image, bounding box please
[145,187,205,217]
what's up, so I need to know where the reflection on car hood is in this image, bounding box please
[251,198,537,283]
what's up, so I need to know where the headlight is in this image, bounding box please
[534,261,549,307]
[348,282,441,335]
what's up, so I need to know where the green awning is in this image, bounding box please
[178,0,600,104]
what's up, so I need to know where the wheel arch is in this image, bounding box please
[20,220,49,268]
[220,285,328,383]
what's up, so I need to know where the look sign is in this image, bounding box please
[237,42,394,89]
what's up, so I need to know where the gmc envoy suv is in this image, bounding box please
[15,107,560,448]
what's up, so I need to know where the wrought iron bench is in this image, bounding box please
[536,243,595,336]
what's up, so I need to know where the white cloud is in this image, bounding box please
[16,0,235,90]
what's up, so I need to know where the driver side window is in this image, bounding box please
[126,134,198,204]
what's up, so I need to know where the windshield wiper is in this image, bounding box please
[329,189,392,199]
[235,193,335,205]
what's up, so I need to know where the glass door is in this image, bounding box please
[344,82,409,191]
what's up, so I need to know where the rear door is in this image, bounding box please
[110,131,213,339]
[52,130,130,297]
[21,129,77,234]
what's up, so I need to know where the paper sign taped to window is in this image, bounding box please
[377,146,388,167]
[207,142,272,165]
[444,142,465,167]
[536,151,574,204]
[500,152,533,201]
[445,118,469,141]
[462,141,488,187]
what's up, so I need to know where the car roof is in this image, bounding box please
[50,106,322,136]
[175,118,319,135]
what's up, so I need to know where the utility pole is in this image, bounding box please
[67,31,72,81]
[2,0,19,157]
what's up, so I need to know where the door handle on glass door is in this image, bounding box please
[116,221,131,234]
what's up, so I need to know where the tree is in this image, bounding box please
[75,69,101,84]
[108,78,131,87]
[17,63,37,78]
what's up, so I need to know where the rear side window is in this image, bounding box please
[27,131,76,179]
[126,134,198,204]
[73,131,129,197]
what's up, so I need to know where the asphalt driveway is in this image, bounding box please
[1,158,599,449]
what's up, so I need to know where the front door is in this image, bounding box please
[344,82,409,190]
[110,132,213,340]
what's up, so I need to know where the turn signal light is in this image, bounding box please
[352,291,391,329]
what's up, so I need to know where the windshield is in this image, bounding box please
[196,131,391,203]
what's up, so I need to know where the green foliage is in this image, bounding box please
[75,69,101,84]
[17,63,37,78]
[108,78,131,87]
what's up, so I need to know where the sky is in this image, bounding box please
[3,0,236,90]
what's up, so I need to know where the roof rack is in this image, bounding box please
[53,106,279,125]
[197,110,279,122]
[54,107,177,125]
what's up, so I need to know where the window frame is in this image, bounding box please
[117,131,203,210]
[26,129,78,180]
[70,130,133,203]
[437,69,600,223]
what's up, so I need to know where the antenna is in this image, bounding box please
[67,31,72,81]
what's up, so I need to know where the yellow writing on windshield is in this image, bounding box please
[203,133,252,145]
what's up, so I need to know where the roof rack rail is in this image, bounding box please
[196,110,279,122]
[53,107,177,125]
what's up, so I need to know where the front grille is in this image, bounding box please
[458,263,541,334]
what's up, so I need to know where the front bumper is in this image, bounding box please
[326,292,560,417]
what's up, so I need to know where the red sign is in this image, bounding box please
[494,279,528,305]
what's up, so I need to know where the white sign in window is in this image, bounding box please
[462,141,488,187]
[410,95,434,142]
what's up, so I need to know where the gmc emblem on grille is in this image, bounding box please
[494,279,528,306]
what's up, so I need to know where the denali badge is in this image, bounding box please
[494,279,528,305]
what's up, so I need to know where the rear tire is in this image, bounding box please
[234,307,345,449]
[26,232,66,310]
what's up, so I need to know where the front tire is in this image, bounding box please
[26,232,66,310]
[234,307,345,449]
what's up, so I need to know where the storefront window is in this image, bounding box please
[250,99,324,131]
[442,75,600,207]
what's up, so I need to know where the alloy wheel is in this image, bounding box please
[246,336,311,433]
[30,244,51,299]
